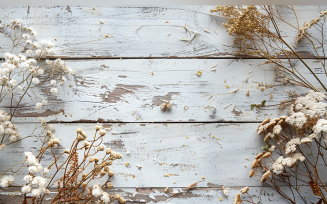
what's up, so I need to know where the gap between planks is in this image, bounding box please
[1,56,326,60]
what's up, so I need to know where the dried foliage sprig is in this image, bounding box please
[20,126,124,204]
[211,6,327,97]
[0,19,125,203]
[0,19,72,149]
[247,91,327,203]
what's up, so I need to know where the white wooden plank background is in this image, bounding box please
[0,5,325,203]
[0,123,320,203]
[1,59,326,123]
[0,186,319,204]
[0,6,327,58]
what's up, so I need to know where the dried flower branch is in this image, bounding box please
[248,91,327,203]
[212,6,327,102]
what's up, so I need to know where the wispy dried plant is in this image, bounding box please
[246,91,327,204]
[211,6,327,97]
[0,19,72,149]
[0,20,125,204]
[211,6,327,203]
[20,126,124,204]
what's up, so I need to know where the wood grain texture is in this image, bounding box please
[1,123,326,188]
[0,186,319,204]
[0,6,326,58]
[0,59,325,123]
[1,6,325,203]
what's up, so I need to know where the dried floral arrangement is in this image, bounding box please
[0,20,124,203]
[211,6,327,96]
[210,6,327,204]
[247,91,327,204]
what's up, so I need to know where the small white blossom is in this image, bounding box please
[32,78,40,84]
[31,188,41,197]
[35,102,42,110]
[101,192,111,204]
[50,88,58,95]
[92,183,103,197]
[43,168,49,175]
[50,80,56,86]
[41,100,48,105]
[21,185,32,194]
[0,175,15,188]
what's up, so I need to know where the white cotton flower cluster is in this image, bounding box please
[253,91,327,181]
[0,175,15,188]
[288,90,327,118]
[257,116,287,136]
[309,119,327,145]
[311,119,327,140]
[271,153,305,175]
[35,100,48,110]
[22,152,50,196]
[285,112,307,128]
[1,20,73,103]
[92,183,103,197]
[46,130,60,148]
[0,110,20,148]
[285,138,300,154]
[221,186,230,197]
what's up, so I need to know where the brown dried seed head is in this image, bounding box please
[261,171,271,183]
[234,194,242,204]
[240,186,249,194]
[255,152,265,159]
[104,166,110,172]
[80,131,87,138]
[99,129,106,136]
[47,130,52,135]
[106,148,112,155]
[100,170,106,177]
[64,149,70,154]
[113,152,122,159]
[89,157,94,163]
[278,119,284,125]
[264,133,272,142]
[166,102,172,109]
[94,157,99,163]
[95,125,102,131]
[114,194,126,204]
[160,103,167,111]
[261,118,271,126]
[107,182,113,188]
[249,170,254,178]
[251,159,259,169]
[262,152,271,158]
[77,133,85,140]
[76,128,82,134]
[82,183,87,189]
[48,140,54,147]
[108,171,114,177]
[45,189,51,194]
[82,173,87,179]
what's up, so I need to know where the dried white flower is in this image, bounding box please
[21,185,32,194]
[50,80,56,86]
[50,88,58,95]
[35,102,42,110]
[92,183,103,197]
[32,78,40,84]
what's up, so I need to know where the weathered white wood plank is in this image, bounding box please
[1,59,325,123]
[1,123,326,188]
[0,186,319,204]
[0,6,326,58]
